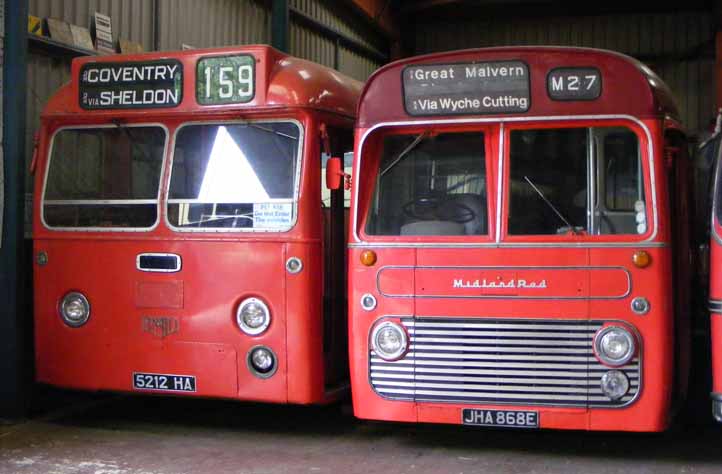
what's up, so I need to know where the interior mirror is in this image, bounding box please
[325,156,342,190]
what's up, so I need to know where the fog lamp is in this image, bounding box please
[371,321,408,361]
[248,346,277,378]
[600,370,630,400]
[594,325,636,366]
[59,292,90,327]
[236,297,270,335]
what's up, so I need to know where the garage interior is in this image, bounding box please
[2,0,722,473]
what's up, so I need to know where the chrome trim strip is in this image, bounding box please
[352,114,658,245]
[45,199,158,205]
[409,345,590,354]
[376,264,631,300]
[408,321,592,330]
[371,364,631,378]
[164,118,304,234]
[495,124,504,243]
[40,123,170,233]
[371,373,640,386]
[167,198,294,204]
[135,253,182,273]
[402,338,589,347]
[709,135,722,244]
[411,330,593,339]
[709,300,722,313]
[349,241,667,249]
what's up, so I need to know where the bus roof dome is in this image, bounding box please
[358,46,678,128]
[43,44,362,119]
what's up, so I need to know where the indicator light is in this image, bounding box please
[360,250,377,266]
[632,250,651,268]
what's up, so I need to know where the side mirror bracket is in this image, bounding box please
[325,156,351,190]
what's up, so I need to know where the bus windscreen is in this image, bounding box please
[43,126,166,229]
[167,122,300,231]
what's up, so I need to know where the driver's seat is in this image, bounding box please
[439,193,487,235]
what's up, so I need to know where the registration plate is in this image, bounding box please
[132,372,196,393]
[462,408,538,428]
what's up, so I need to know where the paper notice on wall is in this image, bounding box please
[253,203,293,229]
[94,12,114,54]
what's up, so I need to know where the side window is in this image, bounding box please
[321,127,354,208]
[508,126,644,236]
[604,132,641,211]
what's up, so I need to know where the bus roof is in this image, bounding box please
[42,44,362,120]
[357,46,679,128]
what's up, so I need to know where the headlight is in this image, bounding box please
[247,346,277,378]
[236,297,270,335]
[594,325,636,366]
[600,370,630,400]
[371,321,408,361]
[59,292,90,327]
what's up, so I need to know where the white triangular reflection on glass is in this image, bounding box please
[198,126,270,202]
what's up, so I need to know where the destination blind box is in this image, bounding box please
[79,59,183,109]
[547,67,602,101]
[403,61,530,116]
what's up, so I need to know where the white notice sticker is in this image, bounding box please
[253,203,293,228]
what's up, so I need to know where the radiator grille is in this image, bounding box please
[369,318,640,408]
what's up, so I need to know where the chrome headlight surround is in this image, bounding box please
[59,291,90,328]
[370,320,408,361]
[236,297,271,336]
[593,325,636,367]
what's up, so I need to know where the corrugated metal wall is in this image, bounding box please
[412,10,716,136]
[29,0,155,50]
[156,0,270,50]
[289,0,382,80]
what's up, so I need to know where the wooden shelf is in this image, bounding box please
[28,34,98,57]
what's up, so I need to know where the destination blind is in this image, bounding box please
[79,59,183,109]
[403,61,530,116]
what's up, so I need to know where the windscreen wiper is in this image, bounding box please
[380,131,431,178]
[524,176,580,235]
[240,122,297,163]
[113,120,152,163]
[243,123,298,140]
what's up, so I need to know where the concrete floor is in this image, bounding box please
[1,389,721,474]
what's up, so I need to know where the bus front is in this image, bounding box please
[33,46,359,404]
[348,47,689,432]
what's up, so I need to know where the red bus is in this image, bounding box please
[345,47,692,431]
[33,45,361,404]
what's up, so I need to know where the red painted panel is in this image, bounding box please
[134,280,184,309]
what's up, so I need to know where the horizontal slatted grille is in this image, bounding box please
[370,318,640,408]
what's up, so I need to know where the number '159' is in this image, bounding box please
[204,64,253,99]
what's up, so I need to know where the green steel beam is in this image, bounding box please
[0,0,29,419]
[272,0,289,53]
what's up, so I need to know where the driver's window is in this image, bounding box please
[365,131,488,236]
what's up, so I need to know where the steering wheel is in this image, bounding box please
[402,195,476,224]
